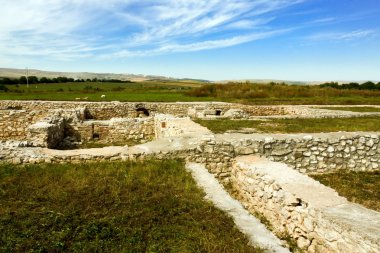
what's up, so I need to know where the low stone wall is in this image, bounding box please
[190,133,379,179]
[239,105,292,117]
[0,100,297,120]
[74,118,155,144]
[0,139,192,165]
[0,101,234,119]
[0,110,48,140]
[189,138,234,182]
[232,133,380,173]
[154,114,211,138]
[4,128,377,176]
[231,156,380,253]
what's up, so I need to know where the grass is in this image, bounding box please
[186,83,380,105]
[0,81,215,102]
[195,116,380,134]
[0,160,262,252]
[1,81,379,104]
[317,106,380,112]
[310,171,380,211]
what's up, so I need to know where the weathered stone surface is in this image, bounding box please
[213,132,380,174]
[271,148,292,156]
[236,146,255,155]
[231,156,380,253]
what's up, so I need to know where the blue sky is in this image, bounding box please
[0,0,379,81]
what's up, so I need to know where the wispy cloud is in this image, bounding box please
[108,29,290,58]
[307,30,377,41]
[310,17,336,24]
[0,0,302,60]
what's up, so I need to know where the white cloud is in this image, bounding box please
[0,0,302,60]
[226,19,273,29]
[310,17,336,24]
[307,30,377,41]
[109,29,290,58]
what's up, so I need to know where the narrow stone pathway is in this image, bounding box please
[186,162,289,253]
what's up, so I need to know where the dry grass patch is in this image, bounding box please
[310,171,380,211]
[186,83,380,105]
[195,117,380,134]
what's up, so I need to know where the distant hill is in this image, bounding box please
[0,68,175,82]
[0,69,312,85]
[1,68,375,85]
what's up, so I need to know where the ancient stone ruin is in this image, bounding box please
[1,100,379,252]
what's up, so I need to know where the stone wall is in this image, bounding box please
[25,109,85,148]
[0,101,233,119]
[238,105,291,117]
[0,140,192,165]
[230,156,380,253]
[154,114,211,138]
[189,138,234,183]
[4,131,378,175]
[0,100,296,120]
[0,110,49,140]
[27,121,65,148]
[74,118,155,144]
[232,133,380,173]
[190,133,379,179]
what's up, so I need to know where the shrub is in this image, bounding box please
[0,84,8,92]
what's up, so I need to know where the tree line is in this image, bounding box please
[0,76,132,85]
[319,81,380,90]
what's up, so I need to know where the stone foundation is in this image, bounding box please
[74,117,155,144]
[0,100,298,121]
[154,114,211,138]
[232,133,380,173]
[27,121,64,148]
[191,133,379,179]
[231,156,380,253]
[0,109,49,139]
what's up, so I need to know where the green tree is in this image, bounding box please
[19,76,27,84]
[361,81,376,90]
[40,77,52,83]
[28,76,39,84]
[0,84,9,91]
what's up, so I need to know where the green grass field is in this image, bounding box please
[311,171,380,211]
[195,116,380,134]
[0,160,261,252]
[0,81,215,102]
[1,81,379,104]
